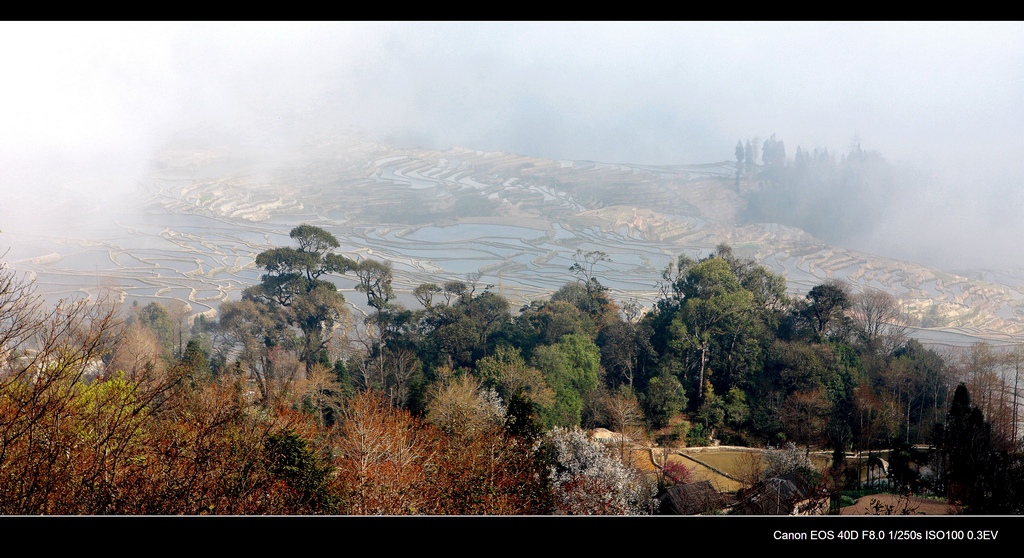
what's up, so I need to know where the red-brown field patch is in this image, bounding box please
[839,493,955,515]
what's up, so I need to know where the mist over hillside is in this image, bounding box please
[1,123,1021,351]
[1,22,1022,346]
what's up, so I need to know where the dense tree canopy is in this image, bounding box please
[7,213,1024,515]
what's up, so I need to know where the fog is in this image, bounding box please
[1,21,1022,270]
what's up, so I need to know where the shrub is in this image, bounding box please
[661,460,693,488]
[686,423,710,447]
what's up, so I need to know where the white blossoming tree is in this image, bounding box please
[544,426,656,515]
[764,441,815,479]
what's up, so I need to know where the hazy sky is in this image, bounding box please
[1,21,1022,269]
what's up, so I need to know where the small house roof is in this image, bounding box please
[659,480,725,515]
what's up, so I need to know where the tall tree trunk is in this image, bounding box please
[1014,350,1021,445]
[698,343,707,403]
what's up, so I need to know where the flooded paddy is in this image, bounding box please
[404,223,546,243]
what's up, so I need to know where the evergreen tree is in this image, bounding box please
[939,383,995,511]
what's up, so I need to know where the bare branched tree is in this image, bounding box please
[294,363,345,427]
[425,368,505,438]
[334,391,436,514]
[853,288,909,355]
[603,388,645,461]
[0,267,131,512]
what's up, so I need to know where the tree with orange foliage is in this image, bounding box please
[422,419,552,514]
[333,390,436,514]
[422,369,552,514]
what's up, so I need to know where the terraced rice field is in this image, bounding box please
[4,133,1024,347]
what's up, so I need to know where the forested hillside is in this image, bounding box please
[3,224,1023,514]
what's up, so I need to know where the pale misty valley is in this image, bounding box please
[2,22,1024,520]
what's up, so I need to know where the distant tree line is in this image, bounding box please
[738,134,915,247]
